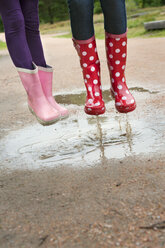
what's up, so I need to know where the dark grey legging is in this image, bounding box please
[67,0,127,40]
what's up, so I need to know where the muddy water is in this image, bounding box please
[0,88,164,170]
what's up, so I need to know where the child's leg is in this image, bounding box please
[101,0,136,113]
[67,0,94,40]
[0,0,33,69]
[67,0,105,115]
[100,0,127,35]
[20,0,46,67]
[0,0,61,125]
[20,0,68,119]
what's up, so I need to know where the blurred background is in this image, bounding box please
[1,0,165,50]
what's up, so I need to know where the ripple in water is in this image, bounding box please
[0,89,164,170]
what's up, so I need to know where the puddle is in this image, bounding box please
[55,87,160,106]
[0,88,164,170]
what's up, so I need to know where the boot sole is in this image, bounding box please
[116,104,136,113]
[84,106,106,116]
[60,114,69,120]
[110,89,136,113]
[28,106,60,126]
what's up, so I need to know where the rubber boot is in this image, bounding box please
[38,65,69,119]
[105,32,136,113]
[17,63,60,125]
[73,36,105,115]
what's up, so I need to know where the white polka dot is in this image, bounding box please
[122,53,126,58]
[95,48,97,52]
[110,66,114,70]
[117,85,122,90]
[116,38,120,41]
[88,87,92,92]
[93,79,98,84]
[100,85,102,90]
[95,102,100,106]
[91,67,95,72]
[116,102,121,106]
[126,90,129,94]
[109,42,113,47]
[122,65,125,70]
[88,99,93,103]
[89,56,94,61]
[88,43,93,48]
[88,108,92,111]
[122,96,127,100]
[96,60,100,64]
[95,92,100,97]
[86,74,90,79]
[83,63,87,68]
[82,51,87,56]
[112,78,115,83]
[84,79,87,83]
[98,72,100,76]
[115,49,120,53]
[115,60,120,65]
[114,92,118,96]
[102,107,105,110]
[122,41,126,46]
[115,72,120,77]
[122,77,125,82]
[131,99,135,104]
[109,54,113,59]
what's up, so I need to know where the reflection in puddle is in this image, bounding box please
[0,88,164,170]
[55,87,159,106]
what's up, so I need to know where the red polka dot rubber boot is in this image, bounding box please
[73,36,105,115]
[105,32,136,113]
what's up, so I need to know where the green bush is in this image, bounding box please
[94,1,102,14]
[134,0,165,7]
[126,0,138,12]
[0,18,4,32]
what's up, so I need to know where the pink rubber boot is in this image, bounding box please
[17,64,60,126]
[38,66,69,119]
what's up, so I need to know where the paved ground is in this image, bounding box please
[0,36,165,248]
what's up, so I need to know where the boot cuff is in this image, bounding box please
[105,30,128,39]
[72,35,95,44]
[38,65,53,72]
[16,62,38,74]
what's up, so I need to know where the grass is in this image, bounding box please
[0,41,6,50]
[127,6,165,38]
[40,20,71,35]
[40,5,165,39]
